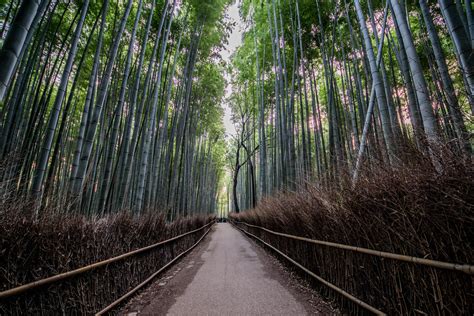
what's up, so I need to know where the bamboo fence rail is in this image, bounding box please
[233,221,473,274]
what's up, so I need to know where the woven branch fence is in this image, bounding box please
[0,214,214,315]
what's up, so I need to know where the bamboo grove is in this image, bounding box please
[229,0,473,212]
[0,0,473,218]
[0,0,230,217]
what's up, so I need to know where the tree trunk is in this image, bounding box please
[0,0,41,102]
[32,0,90,198]
[439,0,474,114]
[420,0,471,154]
[391,0,440,144]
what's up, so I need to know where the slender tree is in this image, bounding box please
[0,0,41,101]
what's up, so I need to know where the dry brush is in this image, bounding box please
[231,156,473,315]
[0,199,214,314]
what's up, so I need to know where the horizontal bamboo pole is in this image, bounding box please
[233,221,473,274]
[0,220,215,299]
[95,225,214,315]
[232,222,386,316]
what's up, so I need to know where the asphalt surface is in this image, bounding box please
[120,223,335,315]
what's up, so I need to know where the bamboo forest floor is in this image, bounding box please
[119,223,337,315]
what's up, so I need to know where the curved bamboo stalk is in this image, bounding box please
[0,0,41,101]
[352,1,390,183]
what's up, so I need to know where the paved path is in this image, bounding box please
[120,223,335,315]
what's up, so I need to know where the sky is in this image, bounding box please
[220,0,244,138]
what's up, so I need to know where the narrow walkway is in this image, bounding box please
[120,223,335,315]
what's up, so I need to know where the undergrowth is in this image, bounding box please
[231,152,473,315]
[0,199,214,314]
